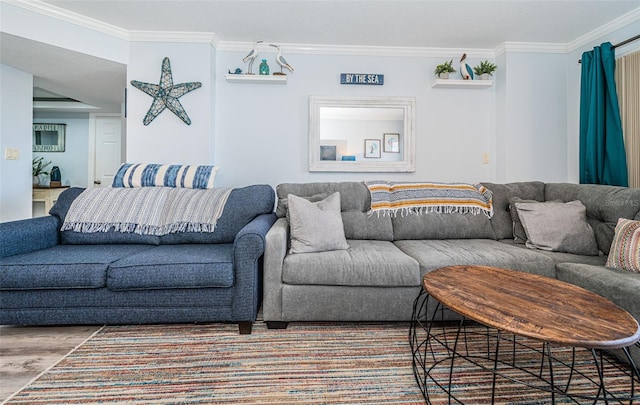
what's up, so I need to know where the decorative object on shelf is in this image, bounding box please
[460,53,474,80]
[473,60,497,80]
[434,60,456,79]
[341,155,356,161]
[50,165,62,187]
[32,157,51,185]
[33,123,66,152]
[384,133,400,153]
[259,59,270,75]
[242,41,263,74]
[340,73,384,85]
[364,139,381,158]
[130,57,202,126]
[270,44,294,75]
[228,68,243,74]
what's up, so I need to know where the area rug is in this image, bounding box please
[4,321,637,404]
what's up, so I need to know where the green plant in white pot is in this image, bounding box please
[32,156,51,185]
[473,60,497,80]
[434,60,456,79]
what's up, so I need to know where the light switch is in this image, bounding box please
[4,147,20,160]
[482,153,490,164]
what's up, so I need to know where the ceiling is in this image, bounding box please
[2,0,639,113]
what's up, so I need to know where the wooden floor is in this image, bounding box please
[0,325,101,402]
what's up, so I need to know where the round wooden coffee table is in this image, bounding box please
[409,265,640,404]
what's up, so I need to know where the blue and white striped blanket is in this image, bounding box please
[365,180,494,218]
[61,187,232,235]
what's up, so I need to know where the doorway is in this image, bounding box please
[88,114,125,188]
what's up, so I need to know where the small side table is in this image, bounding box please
[32,186,70,214]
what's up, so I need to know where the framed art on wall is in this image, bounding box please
[364,139,381,158]
[33,123,66,152]
[383,133,400,153]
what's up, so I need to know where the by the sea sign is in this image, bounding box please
[340,73,384,85]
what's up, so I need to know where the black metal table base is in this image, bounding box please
[409,289,640,404]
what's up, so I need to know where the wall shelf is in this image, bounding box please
[225,74,287,84]
[430,79,493,89]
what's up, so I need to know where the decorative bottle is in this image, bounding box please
[259,59,269,75]
[50,166,61,182]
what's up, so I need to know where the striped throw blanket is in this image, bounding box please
[61,187,232,235]
[365,180,494,218]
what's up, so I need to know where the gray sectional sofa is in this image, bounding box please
[0,184,276,334]
[263,181,640,362]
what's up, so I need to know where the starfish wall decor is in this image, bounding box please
[130,57,202,126]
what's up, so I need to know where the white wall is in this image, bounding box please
[33,112,90,188]
[126,41,216,165]
[214,51,497,188]
[0,64,33,222]
[495,51,567,183]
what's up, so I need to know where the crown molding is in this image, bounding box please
[5,0,638,58]
[129,31,220,46]
[1,0,129,40]
[217,40,495,58]
[567,7,640,53]
[494,42,568,57]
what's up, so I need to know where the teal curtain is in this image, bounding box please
[579,42,628,186]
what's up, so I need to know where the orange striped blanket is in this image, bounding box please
[365,180,494,218]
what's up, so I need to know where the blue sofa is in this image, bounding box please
[0,184,276,334]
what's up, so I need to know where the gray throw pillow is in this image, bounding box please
[514,200,599,256]
[288,192,349,254]
[509,197,539,244]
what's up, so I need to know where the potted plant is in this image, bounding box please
[32,156,51,185]
[473,60,497,80]
[434,60,456,79]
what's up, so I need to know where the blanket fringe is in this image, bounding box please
[367,205,490,218]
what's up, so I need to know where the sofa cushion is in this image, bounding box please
[606,218,640,272]
[393,239,556,278]
[0,245,154,290]
[107,244,234,290]
[51,188,161,245]
[544,183,640,254]
[159,184,275,244]
[282,240,420,287]
[52,185,275,245]
[514,200,599,255]
[556,262,640,326]
[498,240,607,267]
[482,182,545,240]
[392,211,497,240]
[277,182,394,241]
[288,192,349,254]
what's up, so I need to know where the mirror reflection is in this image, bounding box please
[309,96,415,172]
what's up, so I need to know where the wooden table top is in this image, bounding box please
[423,265,640,349]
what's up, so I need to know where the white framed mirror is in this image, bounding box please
[309,96,415,172]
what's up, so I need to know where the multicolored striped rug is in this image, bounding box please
[4,321,636,404]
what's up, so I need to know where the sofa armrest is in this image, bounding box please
[262,217,289,322]
[231,213,277,321]
[0,216,60,258]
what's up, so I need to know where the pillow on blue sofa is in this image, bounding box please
[112,163,218,189]
[514,200,599,256]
